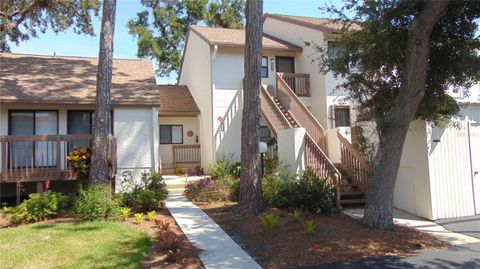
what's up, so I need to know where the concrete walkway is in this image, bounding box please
[165,193,262,269]
[343,208,480,245]
[435,215,480,239]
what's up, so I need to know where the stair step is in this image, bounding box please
[340,198,366,204]
[340,190,365,196]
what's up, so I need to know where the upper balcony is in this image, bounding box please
[277,72,310,97]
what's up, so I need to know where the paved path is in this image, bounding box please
[435,215,480,239]
[165,193,262,269]
[343,208,480,245]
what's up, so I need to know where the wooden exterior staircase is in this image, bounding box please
[259,73,372,208]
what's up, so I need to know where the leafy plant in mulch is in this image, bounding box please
[290,209,303,221]
[147,211,156,221]
[260,213,279,231]
[184,176,239,203]
[154,217,171,231]
[187,166,205,176]
[305,219,315,235]
[120,208,131,221]
[134,213,145,225]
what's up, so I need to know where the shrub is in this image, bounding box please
[66,146,91,188]
[73,184,121,221]
[187,166,204,176]
[134,213,145,224]
[175,166,184,175]
[305,219,315,235]
[120,208,131,221]
[122,173,168,212]
[159,230,184,252]
[262,168,336,215]
[184,176,239,203]
[147,211,156,221]
[206,155,239,180]
[10,191,68,223]
[290,209,303,221]
[155,217,171,231]
[260,213,278,231]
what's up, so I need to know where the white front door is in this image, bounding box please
[470,122,480,215]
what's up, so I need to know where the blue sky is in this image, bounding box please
[10,0,345,84]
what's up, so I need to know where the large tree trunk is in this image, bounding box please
[363,0,450,230]
[89,0,117,185]
[238,0,263,215]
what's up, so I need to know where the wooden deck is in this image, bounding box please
[0,134,117,183]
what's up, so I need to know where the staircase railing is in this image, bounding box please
[260,85,293,135]
[276,73,327,152]
[304,133,342,209]
[278,72,311,97]
[337,132,371,192]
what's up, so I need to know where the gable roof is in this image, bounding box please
[190,25,302,52]
[264,13,361,33]
[158,85,199,116]
[0,53,159,106]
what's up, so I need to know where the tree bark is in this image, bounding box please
[363,0,450,230]
[89,0,116,185]
[238,0,263,215]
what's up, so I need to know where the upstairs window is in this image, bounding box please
[261,56,268,78]
[334,107,351,127]
[160,125,183,144]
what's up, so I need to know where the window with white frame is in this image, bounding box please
[261,56,268,78]
[160,125,183,144]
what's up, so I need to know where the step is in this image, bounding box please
[340,190,365,196]
[340,198,366,205]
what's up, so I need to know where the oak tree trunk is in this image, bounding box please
[363,0,450,230]
[238,0,263,215]
[89,0,117,185]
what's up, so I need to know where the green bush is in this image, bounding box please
[206,156,239,180]
[121,173,167,212]
[262,168,336,215]
[10,191,68,223]
[73,184,122,221]
[184,176,239,203]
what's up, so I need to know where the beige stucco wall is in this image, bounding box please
[158,116,200,165]
[394,120,433,219]
[179,31,213,167]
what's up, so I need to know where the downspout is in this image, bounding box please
[211,45,218,163]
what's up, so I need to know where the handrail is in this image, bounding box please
[304,133,342,209]
[337,132,371,192]
[172,144,201,171]
[278,72,310,97]
[260,85,293,135]
[276,73,327,152]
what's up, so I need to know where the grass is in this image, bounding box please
[0,221,150,269]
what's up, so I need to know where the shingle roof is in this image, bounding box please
[190,25,302,52]
[0,53,159,106]
[264,14,362,33]
[158,85,199,115]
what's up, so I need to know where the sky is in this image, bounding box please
[10,0,346,84]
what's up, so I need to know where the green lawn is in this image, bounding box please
[0,221,150,269]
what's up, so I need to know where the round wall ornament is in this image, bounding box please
[187,130,194,137]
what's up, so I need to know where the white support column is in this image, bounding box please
[277,127,306,176]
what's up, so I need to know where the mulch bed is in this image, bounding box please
[199,203,448,269]
[119,208,204,269]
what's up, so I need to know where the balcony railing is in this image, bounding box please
[172,144,201,171]
[0,134,117,183]
[278,72,311,97]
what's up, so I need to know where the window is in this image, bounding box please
[261,56,268,78]
[160,125,183,144]
[334,107,351,127]
[9,110,58,167]
[68,111,93,134]
[259,126,271,139]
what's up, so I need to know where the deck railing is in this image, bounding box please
[278,72,310,97]
[276,73,327,152]
[0,134,117,182]
[172,144,201,171]
[337,132,371,192]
